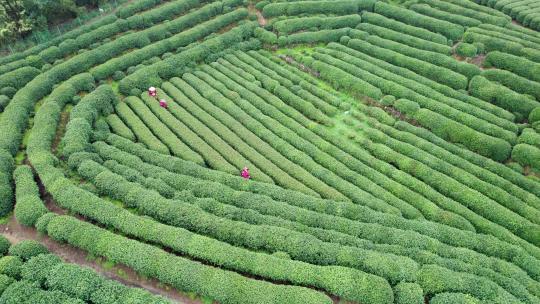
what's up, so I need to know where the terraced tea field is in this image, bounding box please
[0,0,540,303]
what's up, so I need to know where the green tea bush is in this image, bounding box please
[62,85,118,158]
[484,51,540,82]
[415,109,511,162]
[394,99,420,115]
[0,87,16,98]
[456,42,477,57]
[409,4,482,28]
[13,166,47,227]
[125,96,203,163]
[119,22,256,94]
[112,71,126,81]
[103,134,540,276]
[263,0,375,17]
[38,46,63,63]
[361,12,447,44]
[8,241,49,261]
[380,95,396,106]
[373,2,464,40]
[0,279,84,304]
[46,215,334,304]
[518,128,540,149]
[469,75,540,118]
[417,265,518,302]
[114,102,170,154]
[280,28,351,47]
[316,46,514,144]
[393,282,424,304]
[529,107,540,124]
[254,27,278,44]
[512,144,540,171]
[482,69,540,101]
[116,0,162,19]
[0,256,23,279]
[79,160,417,284]
[0,150,14,217]
[0,274,14,295]
[0,67,40,90]
[106,114,135,141]
[347,38,471,89]
[419,0,508,25]
[92,8,247,81]
[20,254,62,285]
[0,95,9,111]
[462,31,523,55]
[0,236,9,257]
[356,23,452,54]
[274,15,361,35]
[309,58,382,100]
[139,92,237,174]
[430,293,481,304]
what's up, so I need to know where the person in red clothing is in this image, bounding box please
[159,99,168,109]
[241,167,251,179]
[148,87,157,97]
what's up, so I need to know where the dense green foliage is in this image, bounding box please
[8,241,49,261]
[3,0,540,303]
[455,42,478,57]
[13,166,47,227]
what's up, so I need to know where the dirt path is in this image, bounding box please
[256,11,267,27]
[247,3,267,27]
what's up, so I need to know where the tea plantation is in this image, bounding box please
[0,0,540,303]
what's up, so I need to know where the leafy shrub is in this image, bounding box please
[0,67,40,90]
[409,4,481,28]
[62,85,118,158]
[0,274,14,295]
[263,0,375,17]
[46,215,334,304]
[456,43,478,57]
[0,236,10,257]
[281,28,351,45]
[356,23,452,55]
[274,15,361,35]
[254,27,277,44]
[347,38,472,89]
[361,12,447,44]
[394,99,420,115]
[0,87,16,98]
[8,240,49,261]
[529,107,540,124]
[112,71,126,81]
[0,279,84,304]
[0,150,14,217]
[430,293,481,304]
[0,95,9,111]
[512,144,540,171]
[482,69,540,102]
[380,95,396,106]
[393,282,424,304]
[415,109,512,162]
[473,41,485,54]
[374,2,464,41]
[35,213,58,234]
[506,162,523,174]
[0,256,23,279]
[13,166,47,227]
[484,51,540,82]
[518,128,540,149]
[469,75,540,118]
